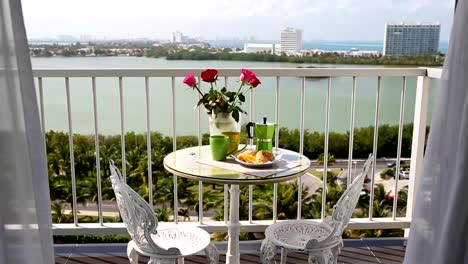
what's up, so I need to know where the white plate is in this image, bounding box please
[232,150,283,168]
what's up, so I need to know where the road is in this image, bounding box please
[305,158,409,195]
[309,158,410,169]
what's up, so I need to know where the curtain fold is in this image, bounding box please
[0,0,54,263]
[405,0,468,263]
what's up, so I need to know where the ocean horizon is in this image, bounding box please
[30,39,449,54]
[207,40,449,53]
[303,41,449,53]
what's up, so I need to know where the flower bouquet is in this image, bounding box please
[182,68,261,123]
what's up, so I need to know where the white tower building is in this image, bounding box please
[280,27,302,55]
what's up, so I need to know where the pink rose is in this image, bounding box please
[216,96,225,106]
[240,68,256,83]
[249,76,261,88]
[183,73,197,88]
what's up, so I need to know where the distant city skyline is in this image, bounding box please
[22,0,454,42]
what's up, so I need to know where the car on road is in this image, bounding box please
[399,170,410,180]
[387,160,406,168]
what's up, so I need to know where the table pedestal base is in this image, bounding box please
[226,184,240,264]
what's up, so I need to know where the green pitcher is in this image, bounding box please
[246,117,277,151]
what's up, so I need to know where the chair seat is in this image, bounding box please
[149,226,211,256]
[265,220,339,251]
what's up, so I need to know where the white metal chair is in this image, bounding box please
[260,154,373,264]
[109,161,219,264]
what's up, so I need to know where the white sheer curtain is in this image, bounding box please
[0,0,54,263]
[405,1,468,263]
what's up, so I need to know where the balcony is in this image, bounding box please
[55,238,406,263]
[34,67,442,263]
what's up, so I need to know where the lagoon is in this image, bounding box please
[32,56,439,136]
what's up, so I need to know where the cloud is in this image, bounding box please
[21,0,454,41]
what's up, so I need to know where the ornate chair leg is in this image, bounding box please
[308,252,326,264]
[148,257,176,264]
[260,239,277,264]
[126,242,139,264]
[204,242,219,264]
[330,246,340,264]
[280,248,288,264]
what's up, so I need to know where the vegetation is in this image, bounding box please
[30,42,153,57]
[30,42,444,66]
[47,123,418,241]
[317,153,336,165]
[278,124,419,158]
[380,168,395,179]
[164,49,444,66]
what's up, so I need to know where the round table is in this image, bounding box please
[163,145,311,264]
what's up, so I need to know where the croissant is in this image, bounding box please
[256,150,274,163]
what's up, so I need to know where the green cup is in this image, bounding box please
[210,135,235,161]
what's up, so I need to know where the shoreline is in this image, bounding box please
[31,54,444,67]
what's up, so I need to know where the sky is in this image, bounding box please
[21,0,454,42]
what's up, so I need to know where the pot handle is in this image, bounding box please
[246,122,255,139]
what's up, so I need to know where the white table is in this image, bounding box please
[164,146,311,264]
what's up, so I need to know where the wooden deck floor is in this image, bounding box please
[55,240,406,264]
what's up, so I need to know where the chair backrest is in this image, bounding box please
[330,154,373,236]
[306,154,373,249]
[109,161,167,254]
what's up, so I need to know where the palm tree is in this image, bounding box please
[51,201,71,223]
[75,174,114,206]
[49,174,88,212]
[241,182,314,221]
[304,170,344,219]
[154,177,174,209]
[356,184,391,217]
[155,207,171,222]
[397,186,408,216]
[345,184,396,238]
[183,188,224,222]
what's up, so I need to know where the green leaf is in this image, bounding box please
[232,109,239,122]
[196,97,205,107]
[234,106,245,114]
[221,87,227,93]
[239,93,245,102]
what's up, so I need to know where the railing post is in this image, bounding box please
[298,76,306,220]
[407,76,430,220]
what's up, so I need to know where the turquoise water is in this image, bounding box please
[303,41,449,53]
[32,57,440,136]
[208,40,449,53]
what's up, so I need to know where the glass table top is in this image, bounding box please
[163,145,311,185]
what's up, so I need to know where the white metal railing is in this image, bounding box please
[34,67,441,235]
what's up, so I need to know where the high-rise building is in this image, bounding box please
[280,27,302,54]
[383,22,440,56]
[172,31,186,43]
